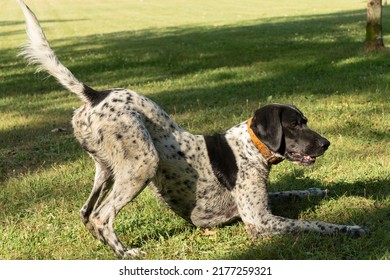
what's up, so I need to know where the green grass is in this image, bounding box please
[0,0,389,259]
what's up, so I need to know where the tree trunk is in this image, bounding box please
[365,0,385,50]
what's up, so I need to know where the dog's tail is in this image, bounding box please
[17,0,96,104]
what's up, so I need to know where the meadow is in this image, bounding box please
[0,0,389,259]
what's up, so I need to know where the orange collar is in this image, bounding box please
[247,118,284,165]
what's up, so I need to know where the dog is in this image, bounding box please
[17,0,368,258]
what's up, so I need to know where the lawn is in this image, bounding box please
[0,0,389,259]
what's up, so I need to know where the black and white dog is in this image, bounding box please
[17,0,368,258]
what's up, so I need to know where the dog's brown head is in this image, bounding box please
[250,103,330,166]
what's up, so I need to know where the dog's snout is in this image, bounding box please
[320,138,330,150]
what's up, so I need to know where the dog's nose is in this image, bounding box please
[321,138,330,150]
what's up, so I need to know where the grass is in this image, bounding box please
[0,0,389,259]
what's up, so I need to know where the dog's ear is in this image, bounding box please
[250,105,283,152]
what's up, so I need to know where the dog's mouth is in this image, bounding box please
[285,152,318,166]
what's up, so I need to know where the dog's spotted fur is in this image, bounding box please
[18,0,368,258]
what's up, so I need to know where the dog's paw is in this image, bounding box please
[346,226,370,238]
[122,248,147,259]
[307,188,328,197]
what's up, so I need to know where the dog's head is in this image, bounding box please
[250,103,330,166]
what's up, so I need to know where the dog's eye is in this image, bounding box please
[290,122,299,128]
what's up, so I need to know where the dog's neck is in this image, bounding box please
[247,118,284,165]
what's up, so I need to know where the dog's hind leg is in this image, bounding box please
[79,160,112,238]
[86,122,159,258]
[91,158,158,258]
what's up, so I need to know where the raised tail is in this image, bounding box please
[17,0,96,103]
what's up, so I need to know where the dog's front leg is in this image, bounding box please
[268,188,328,200]
[233,172,276,237]
[234,174,368,238]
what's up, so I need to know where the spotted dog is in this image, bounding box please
[18,0,368,258]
